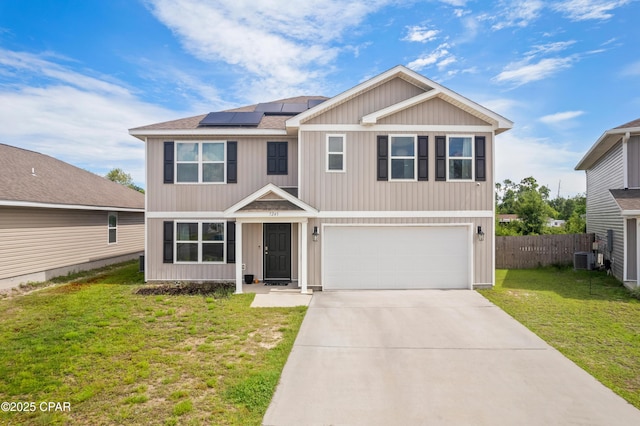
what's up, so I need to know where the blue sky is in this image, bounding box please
[1,0,638,196]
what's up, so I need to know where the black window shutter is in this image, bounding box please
[435,136,446,181]
[164,141,174,184]
[377,135,388,181]
[418,136,429,181]
[227,221,236,264]
[163,221,174,263]
[475,136,486,182]
[267,142,288,175]
[227,141,237,183]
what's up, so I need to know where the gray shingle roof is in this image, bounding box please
[614,118,640,129]
[610,189,640,212]
[130,96,328,132]
[0,144,144,210]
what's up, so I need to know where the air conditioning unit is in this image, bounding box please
[574,251,594,270]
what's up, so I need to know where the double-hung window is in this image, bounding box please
[108,212,117,244]
[447,136,473,181]
[176,142,225,183]
[390,135,417,180]
[326,134,345,172]
[176,222,225,263]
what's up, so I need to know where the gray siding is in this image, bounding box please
[379,97,489,126]
[627,135,640,188]
[585,141,624,280]
[147,137,298,212]
[627,219,637,280]
[306,78,426,125]
[305,216,493,287]
[300,131,493,211]
[0,207,143,281]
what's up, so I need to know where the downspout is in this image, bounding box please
[623,132,630,189]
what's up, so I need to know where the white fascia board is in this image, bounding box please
[129,128,287,138]
[146,211,224,219]
[223,183,318,216]
[0,200,144,212]
[621,210,640,217]
[576,127,640,170]
[318,210,493,218]
[361,90,441,125]
[299,124,496,132]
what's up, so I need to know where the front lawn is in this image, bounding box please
[0,262,306,425]
[480,268,640,409]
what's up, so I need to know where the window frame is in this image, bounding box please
[108,212,117,244]
[326,134,346,172]
[389,134,418,181]
[175,141,227,184]
[174,221,226,264]
[446,135,474,182]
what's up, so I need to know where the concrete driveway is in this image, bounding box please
[263,290,640,425]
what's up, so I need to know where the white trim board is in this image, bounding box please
[318,210,493,218]
[0,200,144,212]
[299,124,495,133]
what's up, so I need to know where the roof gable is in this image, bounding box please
[224,184,318,218]
[575,118,640,170]
[0,144,144,210]
[286,65,513,133]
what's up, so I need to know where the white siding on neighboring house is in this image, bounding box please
[627,136,640,188]
[585,141,624,280]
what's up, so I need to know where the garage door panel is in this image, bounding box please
[323,226,470,290]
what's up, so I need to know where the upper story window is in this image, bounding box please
[327,135,345,172]
[390,135,417,180]
[447,136,473,181]
[108,212,117,244]
[176,222,225,263]
[176,142,225,183]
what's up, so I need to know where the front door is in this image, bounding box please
[264,223,291,281]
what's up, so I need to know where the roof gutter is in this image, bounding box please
[0,200,144,212]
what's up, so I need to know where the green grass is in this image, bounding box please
[0,261,307,425]
[480,268,640,409]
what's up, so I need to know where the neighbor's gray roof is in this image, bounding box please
[575,117,640,170]
[0,144,144,210]
[129,96,329,132]
[610,189,640,213]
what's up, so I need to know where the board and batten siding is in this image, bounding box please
[0,207,143,282]
[585,141,624,280]
[379,97,489,126]
[146,137,298,213]
[627,135,640,188]
[306,77,427,125]
[146,219,298,281]
[299,131,493,211]
[304,217,493,288]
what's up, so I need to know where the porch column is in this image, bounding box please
[300,220,308,294]
[235,221,243,294]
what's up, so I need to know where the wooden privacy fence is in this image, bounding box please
[495,233,595,269]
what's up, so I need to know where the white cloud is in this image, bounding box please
[0,49,177,186]
[539,110,585,124]
[526,40,576,56]
[407,43,455,71]
[552,0,631,21]
[620,60,640,77]
[439,0,468,6]
[491,0,544,30]
[146,0,392,102]
[494,57,575,86]
[495,131,586,196]
[403,26,440,43]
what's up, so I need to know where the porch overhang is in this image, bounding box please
[224,183,318,219]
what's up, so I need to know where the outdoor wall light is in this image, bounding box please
[477,225,485,241]
[312,226,319,242]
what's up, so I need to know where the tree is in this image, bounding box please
[496,177,557,235]
[105,168,144,193]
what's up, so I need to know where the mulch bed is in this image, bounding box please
[134,281,235,296]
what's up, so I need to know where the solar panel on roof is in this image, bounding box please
[255,103,284,113]
[280,103,308,114]
[199,112,264,127]
[307,99,325,108]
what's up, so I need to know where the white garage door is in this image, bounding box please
[323,225,470,290]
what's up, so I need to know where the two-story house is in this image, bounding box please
[575,118,640,289]
[129,65,513,293]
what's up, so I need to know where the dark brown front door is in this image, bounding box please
[264,223,291,280]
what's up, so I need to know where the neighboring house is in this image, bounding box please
[129,65,513,293]
[0,144,145,288]
[547,219,566,228]
[498,214,519,224]
[575,118,640,289]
